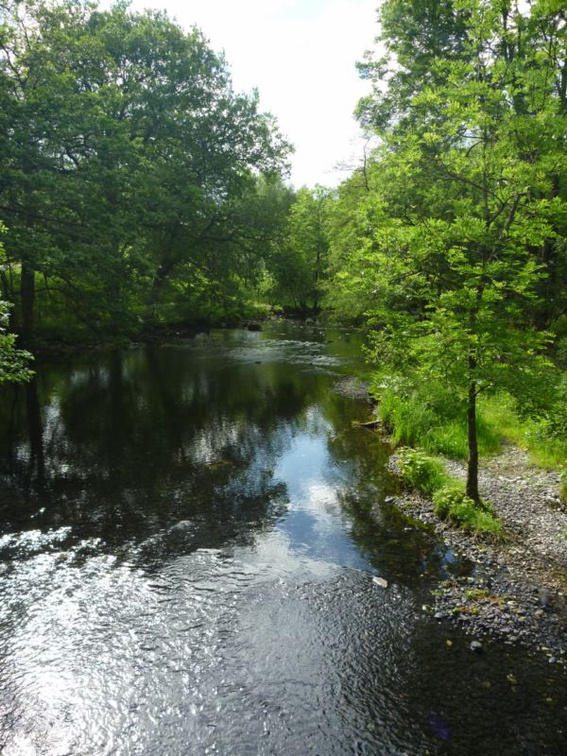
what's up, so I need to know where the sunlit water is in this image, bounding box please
[0,322,565,755]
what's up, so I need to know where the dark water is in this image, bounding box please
[0,322,565,755]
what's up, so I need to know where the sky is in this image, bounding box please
[129,0,380,188]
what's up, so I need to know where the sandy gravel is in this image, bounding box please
[388,445,567,663]
[444,445,566,584]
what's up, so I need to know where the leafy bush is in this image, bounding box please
[396,448,451,496]
[396,447,503,535]
[433,486,502,536]
[431,483,463,519]
[0,301,33,384]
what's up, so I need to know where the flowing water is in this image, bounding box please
[0,321,565,755]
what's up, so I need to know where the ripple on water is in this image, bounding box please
[0,327,565,755]
[0,540,433,756]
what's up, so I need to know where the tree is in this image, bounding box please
[356,0,470,131]
[0,0,291,340]
[270,187,331,314]
[331,0,567,502]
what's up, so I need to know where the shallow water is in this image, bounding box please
[0,321,565,755]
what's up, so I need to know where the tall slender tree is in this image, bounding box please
[330,0,567,502]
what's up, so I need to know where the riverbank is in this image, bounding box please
[334,377,567,663]
[388,446,567,664]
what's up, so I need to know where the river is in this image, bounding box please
[0,321,565,755]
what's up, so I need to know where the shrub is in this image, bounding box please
[432,483,464,519]
[397,448,451,496]
[395,447,504,536]
[433,486,503,536]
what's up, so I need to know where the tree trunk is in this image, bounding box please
[149,258,176,309]
[20,262,35,345]
[466,373,480,504]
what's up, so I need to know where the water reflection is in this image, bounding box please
[0,324,565,755]
[1,338,318,551]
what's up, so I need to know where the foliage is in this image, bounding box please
[329,0,567,502]
[396,447,451,496]
[269,187,332,313]
[374,374,502,459]
[396,446,503,534]
[0,227,33,382]
[0,299,33,383]
[0,0,291,340]
[324,165,386,321]
[480,393,567,469]
[433,486,502,536]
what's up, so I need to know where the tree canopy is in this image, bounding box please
[0,0,291,341]
[327,0,567,501]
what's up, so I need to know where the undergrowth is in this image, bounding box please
[480,394,566,470]
[396,448,503,536]
[373,376,566,473]
[432,485,503,536]
[396,447,451,495]
[376,384,500,460]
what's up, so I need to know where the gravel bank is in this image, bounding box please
[333,377,372,402]
[388,445,567,664]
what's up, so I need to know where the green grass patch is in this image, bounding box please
[433,485,503,536]
[373,375,566,474]
[377,386,501,460]
[480,394,566,470]
[452,605,480,616]
[464,588,491,601]
[396,448,503,535]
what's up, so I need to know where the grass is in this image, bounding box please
[378,387,501,460]
[375,379,566,472]
[373,374,565,529]
[396,447,503,536]
[480,394,567,470]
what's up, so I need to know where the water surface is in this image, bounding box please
[0,322,565,755]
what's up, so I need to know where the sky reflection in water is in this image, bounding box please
[0,322,565,755]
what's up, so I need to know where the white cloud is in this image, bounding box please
[130,0,379,187]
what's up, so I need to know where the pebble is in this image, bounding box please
[372,576,388,589]
[388,444,567,661]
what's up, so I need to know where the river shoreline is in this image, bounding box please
[390,486,565,663]
[390,446,567,664]
[335,377,567,664]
